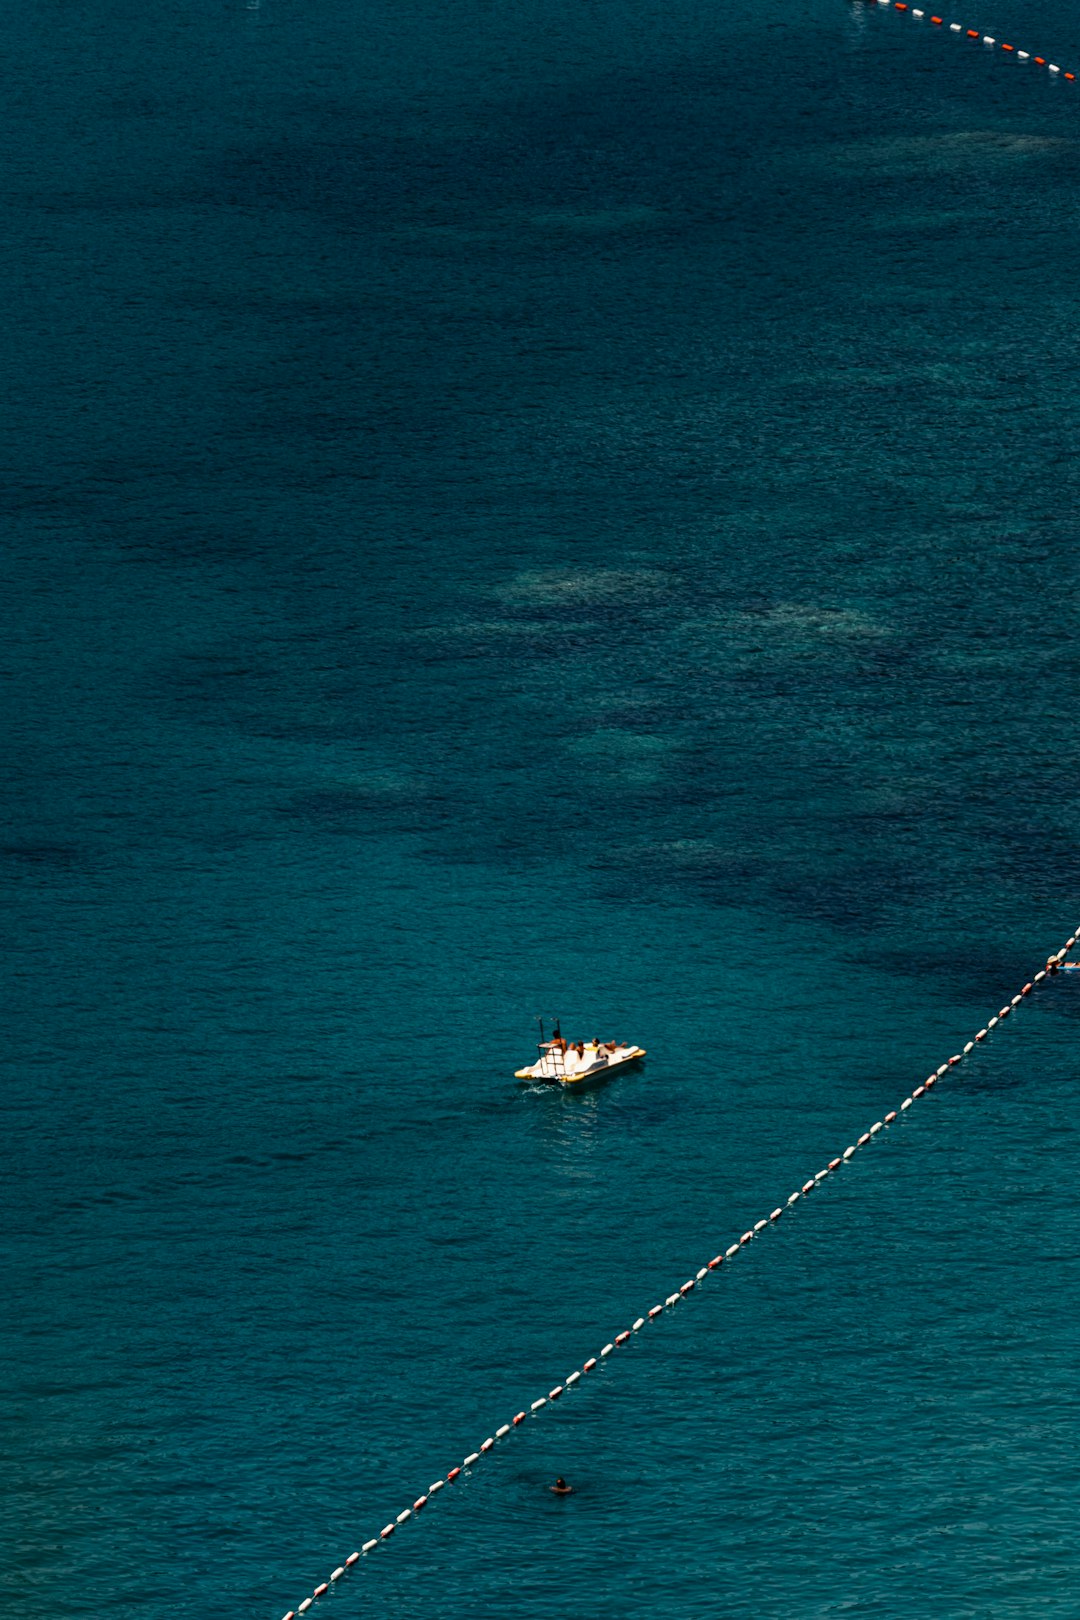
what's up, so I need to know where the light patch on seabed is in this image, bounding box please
[678,602,893,657]
[494,567,674,607]
[760,603,892,642]
[406,619,526,641]
[812,131,1072,174]
[629,837,742,869]
[564,728,675,784]
[309,767,419,799]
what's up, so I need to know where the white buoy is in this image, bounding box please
[363,1539,378,1553]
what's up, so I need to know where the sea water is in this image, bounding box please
[4,0,1080,1615]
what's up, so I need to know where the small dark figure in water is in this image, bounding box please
[551,1476,573,1495]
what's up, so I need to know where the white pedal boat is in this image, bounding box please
[515,1040,646,1088]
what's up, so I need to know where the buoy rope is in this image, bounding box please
[862,0,1078,81]
[275,933,1077,1618]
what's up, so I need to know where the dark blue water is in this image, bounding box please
[5,1,1080,1615]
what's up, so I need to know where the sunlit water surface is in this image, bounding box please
[4,1,1080,1616]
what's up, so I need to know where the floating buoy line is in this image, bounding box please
[273,17,1080,1613]
[861,0,1078,81]
[276,935,1077,1619]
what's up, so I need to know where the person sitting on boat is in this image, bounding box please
[547,1033,567,1055]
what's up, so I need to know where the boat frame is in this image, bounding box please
[515,1016,645,1086]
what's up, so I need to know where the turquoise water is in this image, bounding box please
[5,2,1080,1616]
